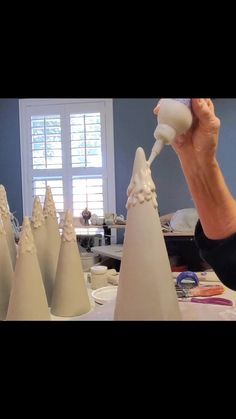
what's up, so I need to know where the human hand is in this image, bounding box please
[153,99,221,163]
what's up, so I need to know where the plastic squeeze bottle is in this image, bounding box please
[148,99,193,165]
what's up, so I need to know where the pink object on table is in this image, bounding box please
[190,297,233,306]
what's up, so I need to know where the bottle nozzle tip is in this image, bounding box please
[147,139,164,166]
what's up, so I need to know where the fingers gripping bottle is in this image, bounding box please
[148,99,193,165]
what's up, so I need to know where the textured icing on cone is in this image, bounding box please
[0,214,14,320]
[0,184,17,268]
[18,217,37,255]
[0,214,6,235]
[43,186,57,219]
[31,197,52,306]
[31,196,45,228]
[6,216,50,320]
[126,147,157,210]
[0,185,10,218]
[62,209,76,242]
[43,185,60,243]
[114,147,181,320]
[42,185,61,306]
[51,209,91,317]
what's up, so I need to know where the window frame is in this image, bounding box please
[19,98,116,229]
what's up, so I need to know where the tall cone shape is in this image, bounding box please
[6,217,51,320]
[51,209,91,317]
[0,215,14,320]
[114,147,181,320]
[31,196,51,305]
[43,186,61,306]
[0,185,17,268]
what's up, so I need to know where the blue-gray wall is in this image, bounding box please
[1,98,236,230]
[0,99,23,223]
[113,98,193,217]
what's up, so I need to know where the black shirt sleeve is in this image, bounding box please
[194,220,236,291]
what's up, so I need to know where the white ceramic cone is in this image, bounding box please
[51,209,91,317]
[31,196,51,305]
[43,186,61,306]
[0,185,17,268]
[114,147,181,320]
[6,217,51,320]
[0,215,14,320]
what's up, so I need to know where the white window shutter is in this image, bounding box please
[19,98,116,241]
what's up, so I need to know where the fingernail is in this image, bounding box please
[198,99,204,105]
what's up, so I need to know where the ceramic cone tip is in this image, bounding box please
[132,147,147,176]
[62,209,76,242]
[0,185,10,217]
[43,186,57,219]
[31,196,45,228]
[18,217,37,255]
[0,184,7,196]
[126,147,158,210]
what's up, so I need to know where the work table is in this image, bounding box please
[51,274,236,321]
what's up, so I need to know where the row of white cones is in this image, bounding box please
[1,147,182,321]
[0,185,90,320]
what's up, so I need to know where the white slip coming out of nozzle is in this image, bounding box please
[147,139,164,166]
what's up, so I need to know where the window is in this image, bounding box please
[19,99,116,237]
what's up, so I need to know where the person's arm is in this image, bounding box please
[154,98,236,240]
[154,99,236,289]
[179,153,236,240]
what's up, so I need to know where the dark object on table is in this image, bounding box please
[165,234,205,271]
[82,208,91,225]
[77,234,102,252]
